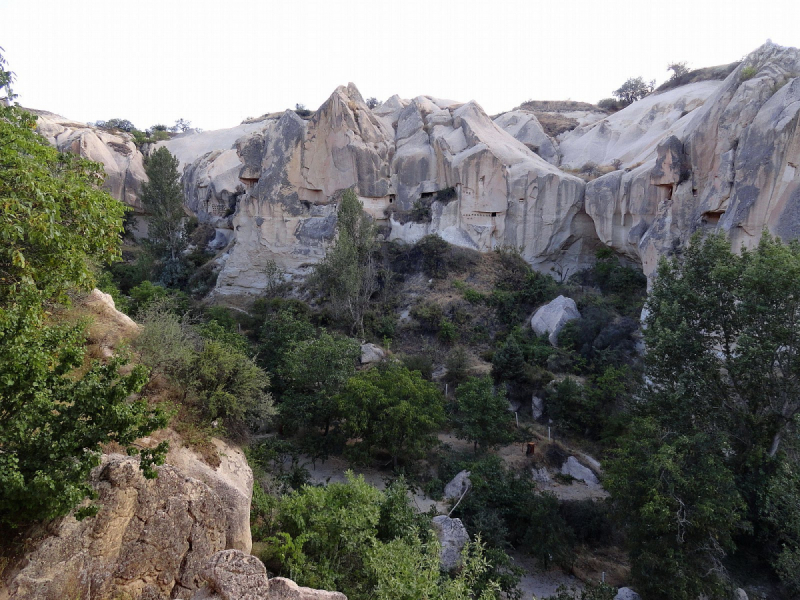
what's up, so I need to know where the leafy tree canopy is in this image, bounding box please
[612,76,655,106]
[0,49,166,524]
[608,232,800,597]
[455,376,515,452]
[337,362,445,469]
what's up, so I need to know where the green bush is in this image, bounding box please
[411,302,444,330]
[259,473,506,600]
[438,318,458,343]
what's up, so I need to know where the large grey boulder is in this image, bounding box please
[531,296,581,345]
[732,588,748,600]
[614,588,642,600]
[432,515,470,571]
[360,343,386,364]
[561,456,600,488]
[443,470,472,500]
[192,549,269,600]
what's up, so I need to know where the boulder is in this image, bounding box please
[532,467,551,484]
[561,456,601,488]
[360,343,386,364]
[191,549,269,600]
[531,296,581,345]
[732,589,748,600]
[614,588,642,600]
[6,438,253,600]
[443,470,471,500]
[190,550,348,600]
[268,577,348,600]
[432,515,470,572]
[532,395,544,420]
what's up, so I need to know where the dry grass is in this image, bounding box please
[518,100,600,112]
[534,112,580,137]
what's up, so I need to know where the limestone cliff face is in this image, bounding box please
[34,42,800,288]
[34,110,148,211]
[3,440,253,600]
[585,42,800,276]
[170,85,597,295]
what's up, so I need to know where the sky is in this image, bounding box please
[1,0,799,131]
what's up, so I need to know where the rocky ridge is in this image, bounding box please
[32,41,800,291]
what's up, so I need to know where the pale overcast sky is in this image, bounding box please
[1,0,799,131]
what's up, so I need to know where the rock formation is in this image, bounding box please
[190,550,347,600]
[432,515,470,572]
[531,295,581,345]
[585,42,800,276]
[33,110,147,211]
[3,440,252,600]
[33,41,800,291]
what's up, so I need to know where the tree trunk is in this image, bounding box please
[768,431,782,457]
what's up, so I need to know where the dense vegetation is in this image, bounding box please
[0,51,166,525]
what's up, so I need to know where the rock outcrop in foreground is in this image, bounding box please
[191,550,346,600]
[3,441,252,600]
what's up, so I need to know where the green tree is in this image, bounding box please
[455,376,515,452]
[312,189,378,336]
[337,362,445,469]
[141,147,187,285]
[0,51,167,524]
[643,232,800,458]
[280,332,360,437]
[667,62,689,81]
[612,76,654,105]
[188,339,275,438]
[605,419,744,600]
[261,473,503,600]
[608,232,800,597]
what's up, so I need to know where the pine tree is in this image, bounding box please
[141,147,186,284]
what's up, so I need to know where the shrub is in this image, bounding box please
[411,302,443,330]
[741,65,757,80]
[401,353,434,380]
[438,318,457,343]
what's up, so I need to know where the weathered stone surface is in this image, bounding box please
[532,395,544,420]
[6,440,253,600]
[732,588,748,600]
[190,550,347,600]
[443,470,471,500]
[531,295,581,345]
[167,438,254,554]
[34,110,147,210]
[532,467,551,484]
[614,587,642,600]
[268,577,348,600]
[494,110,560,165]
[360,343,386,364]
[559,81,719,172]
[561,456,600,488]
[586,42,800,278]
[432,515,470,572]
[191,550,269,600]
[158,84,597,295]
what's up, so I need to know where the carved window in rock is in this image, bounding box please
[208,201,227,216]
